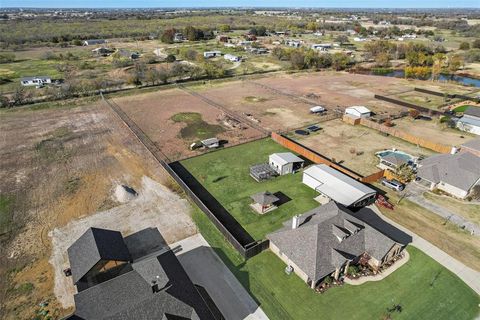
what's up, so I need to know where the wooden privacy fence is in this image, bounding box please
[359,118,453,154]
[271,132,364,180]
[374,94,444,116]
[361,169,385,183]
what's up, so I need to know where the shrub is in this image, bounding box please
[0,53,15,63]
[459,42,470,50]
[165,54,176,63]
[347,265,360,276]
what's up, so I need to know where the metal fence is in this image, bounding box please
[102,93,269,259]
[374,94,445,116]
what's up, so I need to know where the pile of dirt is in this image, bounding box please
[114,184,138,203]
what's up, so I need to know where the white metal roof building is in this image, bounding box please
[302,164,376,207]
[269,152,304,175]
[345,106,371,118]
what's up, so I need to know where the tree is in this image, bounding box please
[375,52,391,67]
[161,29,176,44]
[165,54,176,63]
[335,35,349,44]
[12,86,30,105]
[459,42,470,50]
[331,53,350,71]
[184,26,203,41]
[472,39,480,49]
[0,53,15,63]
[290,51,306,70]
[218,24,231,32]
[470,185,480,200]
[0,93,11,108]
[448,54,464,73]
[395,163,415,182]
[72,39,82,46]
[306,21,319,31]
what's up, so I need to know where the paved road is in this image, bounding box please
[366,205,480,295]
[172,234,269,320]
[406,183,480,236]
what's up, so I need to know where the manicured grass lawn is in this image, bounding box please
[193,208,480,320]
[191,205,480,320]
[454,105,475,113]
[181,138,319,240]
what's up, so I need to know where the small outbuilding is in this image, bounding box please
[269,152,304,175]
[203,51,222,58]
[201,138,220,149]
[250,191,280,214]
[345,106,371,118]
[310,106,326,113]
[20,76,52,87]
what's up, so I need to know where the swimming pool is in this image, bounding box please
[376,149,417,168]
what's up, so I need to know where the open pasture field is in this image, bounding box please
[291,118,435,176]
[0,100,194,320]
[113,87,266,161]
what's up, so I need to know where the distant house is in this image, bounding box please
[457,106,480,135]
[269,152,304,175]
[250,191,280,214]
[224,54,241,62]
[286,40,301,48]
[203,51,222,58]
[345,106,371,118]
[174,33,185,42]
[267,202,405,289]
[462,139,480,157]
[416,152,480,199]
[201,137,220,148]
[311,43,332,51]
[20,76,51,87]
[302,164,376,208]
[66,227,216,319]
[83,39,106,46]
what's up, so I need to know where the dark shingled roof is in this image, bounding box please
[67,228,131,284]
[267,202,398,282]
[68,228,215,320]
[250,191,280,206]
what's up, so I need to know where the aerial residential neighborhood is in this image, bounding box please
[0,4,480,320]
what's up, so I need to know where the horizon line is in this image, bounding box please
[2,6,480,9]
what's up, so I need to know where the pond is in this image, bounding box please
[367,69,480,88]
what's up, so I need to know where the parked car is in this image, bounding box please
[381,178,405,191]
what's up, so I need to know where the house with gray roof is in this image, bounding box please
[66,227,217,320]
[462,138,480,157]
[267,202,404,289]
[416,151,480,199]
[457,106,480,135]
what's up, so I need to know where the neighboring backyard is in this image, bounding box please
[181,138,319,240]
[192,204,480,320]
[423,192,480,226]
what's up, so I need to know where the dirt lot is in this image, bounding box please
[113,88,265,161]
[293,119,435,176]
[0,101,194,319]
[391,117,477,147]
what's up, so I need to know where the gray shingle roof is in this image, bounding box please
[462,139,480,152]
[250,191,279,206]
[381,153,408,166]
[464,106,480,119]
[417,152,480,191]
[67,228,131,284]
[267,202,398,282]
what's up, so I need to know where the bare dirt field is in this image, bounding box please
[293,119,435,176]
[391,117,477,147]
[49,176,196,310]
[113,87,265,161]
[0,101,192,319]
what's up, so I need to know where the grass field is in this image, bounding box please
[191,203,480,320]
[171,112,225,140]
[453,105,476,113]
[0,195,13,235]
[423,192,480,226]
[181,138,319,240]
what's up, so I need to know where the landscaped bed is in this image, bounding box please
[192,205,480,320]
[181,138,319,240]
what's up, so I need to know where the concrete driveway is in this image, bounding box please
[172,234,269,320]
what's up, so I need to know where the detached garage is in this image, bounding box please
[345,106,371,118]
[302,164,376,208]
[269,152,304,175]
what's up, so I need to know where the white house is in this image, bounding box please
[203,51,222,58]
[345,106,371,118]
[224,54,241,62]
[457,107,480,136]
[20,76,52,87]
[302,164,377,207]
[311,43,332,51]
[286,40,301,48]
[269,152,304,175]
[416,152,480,199]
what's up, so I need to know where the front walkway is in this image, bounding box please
[366,205,480,295]
[345,250,410,286]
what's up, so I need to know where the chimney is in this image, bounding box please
[292,215,300,229]
[450,146,459,155]
[151,280,159,293]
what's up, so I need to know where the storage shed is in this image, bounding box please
[269,152,304,175]
[345,106,371,118]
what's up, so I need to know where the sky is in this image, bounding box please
[1,0,479,8]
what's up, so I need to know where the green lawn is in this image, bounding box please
[191,203,480,320]
[453,105,475,113]
[181,138,319,240]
